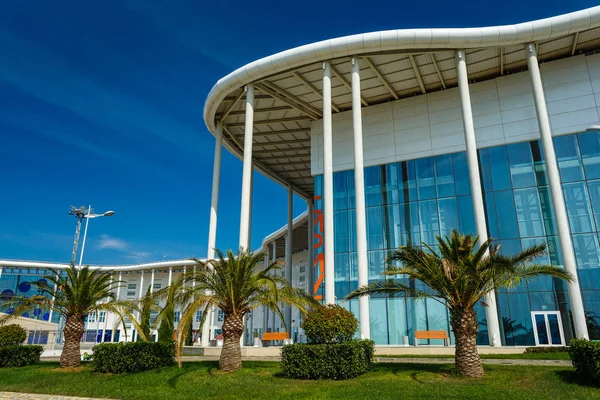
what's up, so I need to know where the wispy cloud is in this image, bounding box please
[124,251,152,262]
[97,234,128,251]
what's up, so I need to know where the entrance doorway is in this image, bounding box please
[530,311,565,346]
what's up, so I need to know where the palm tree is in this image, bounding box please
[177,249,318,372]
[347,230,572,378]
[117,285,162,342]
[0,264,123,368]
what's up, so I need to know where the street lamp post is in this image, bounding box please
[76,205,115,268]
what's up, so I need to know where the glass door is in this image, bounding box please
[531,311,565,346]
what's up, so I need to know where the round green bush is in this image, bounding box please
[0,324,27,347]
[303,305,358,344]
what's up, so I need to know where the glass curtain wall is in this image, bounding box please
[314,130,600,346]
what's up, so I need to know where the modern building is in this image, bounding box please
[202,6,600,347]
[3,7,600,350]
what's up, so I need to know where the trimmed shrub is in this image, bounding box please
[0,324,27,347]
[570,339,600,385]
[92,341,175,373]
[280,339,374,380]
[0,345,43,368]
[525,346,569,354]
[303,305,358,344]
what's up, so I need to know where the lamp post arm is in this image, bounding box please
[78,204,92,269]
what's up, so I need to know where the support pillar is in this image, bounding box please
[456,50,502,346]
[239,83,255,251]
[322,62,335,305]
[150,269,155,294]
[351,58,371,339]
[202,121,224,347]
[285,185,294,333]
[526,43,589,339]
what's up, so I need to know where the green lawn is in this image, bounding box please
[0,361,597,400]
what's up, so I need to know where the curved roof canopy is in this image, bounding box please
[204,7,600,199]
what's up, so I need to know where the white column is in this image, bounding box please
[351,58,371,339]
[308,201,315,297]
[526,43,589,339]
[285,185,294,333]
[207,121,224,260]
[139,270,144,299]
[168,267,173,286]
[239,83,255,251]
[150,269,155,294]
[248,163,254,248]
[456,50,502,346]
[322,61,335,305]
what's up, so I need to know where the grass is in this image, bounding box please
[0,361,597,400]
[377,352,571,360]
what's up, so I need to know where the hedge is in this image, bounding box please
[525,346,569,354]
[92,341,175,373]
[0,345,43,368]
[280,339,374,380]
[0,324,27,347]
[303,305,358,344]
[569,339,600,385]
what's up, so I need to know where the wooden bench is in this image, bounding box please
[414,330,449,346]
[261,332,289,346]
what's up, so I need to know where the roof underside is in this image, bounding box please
[210,26,600,199]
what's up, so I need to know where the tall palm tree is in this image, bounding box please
[177,249,318,372]
[0,264,123,368]
[347,230,572,378]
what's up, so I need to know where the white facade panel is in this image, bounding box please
[311,54,600,175]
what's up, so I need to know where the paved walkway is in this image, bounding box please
[0,393,112,400]
[180,355,572,366]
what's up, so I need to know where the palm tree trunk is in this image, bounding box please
[450,308,484,378]
[219,312,244,372]
[60,315,85,368]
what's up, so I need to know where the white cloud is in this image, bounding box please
[97,234,128,251]
[124,251,152,263]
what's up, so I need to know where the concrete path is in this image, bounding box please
[0,393,113,400]
[178,355,572,366]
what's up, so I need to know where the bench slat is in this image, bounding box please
[261,332,289,340]
[415,330,448,339]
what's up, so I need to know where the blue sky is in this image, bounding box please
[0,0,596,265]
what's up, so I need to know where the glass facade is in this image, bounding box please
[0,268,60,324]
[314,130,600,346]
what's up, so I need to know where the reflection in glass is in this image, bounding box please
[535,314,549,345]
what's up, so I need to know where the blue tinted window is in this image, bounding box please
[333,171,348,210]
[438,198,459,238]
[419,200,439,246]
[416,158,436,200]
[564,182,595,233]
[365,166,383,206]
[531,141,548,186]
[401,161,418,203]
[488,146,512,191]
[483,192,499,240]
[514,188,545,238]
[368,250,385,281]
[334,210,349,253]
[349,252,358,293]
[348,210,357,252]
[383,205,403,249]
[478,148,493,193]
[547,236,563,266]
[366,206,384,250]
[347,169,356,209]
[453,152,471,196]
[434,155,455,198]
[538,187,557,236]
[573,234,600,289]
[578,131,600,180]
[588,180,600,230]
[494,191,520,239]
[457,195,476,236]
[383,163,400,204]
[400,202,421,246]
[554,135,584,182]
[334,253,349,299]
[507,142,536,188]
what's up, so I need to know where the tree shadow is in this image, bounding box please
[554,369,597,387]
[374,362,455,383]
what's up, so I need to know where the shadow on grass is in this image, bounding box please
[554,369,597,387]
